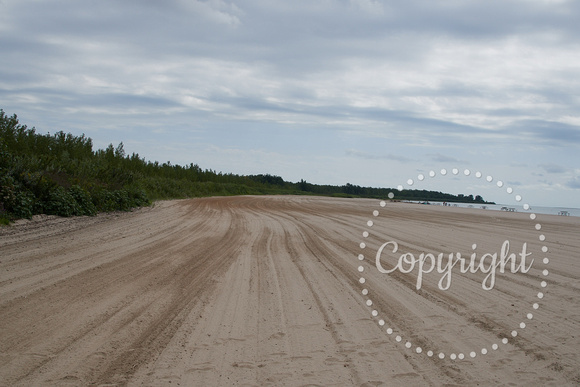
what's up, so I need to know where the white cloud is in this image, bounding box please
[345,149,413,163]
[177,0,243,27]
[349,0,384,15]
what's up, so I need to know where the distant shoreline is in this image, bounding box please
[403,200,580,217]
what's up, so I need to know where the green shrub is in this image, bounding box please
[0,175,35,219]
[113,189,131,211]
[127,186,150,207]
[0,174,16,212]
[44,186,82,217]
[69,185,97,215]
[91,188,149,212]
[0,200,9,225]
[11,189,35,219]
[92,189,117,212]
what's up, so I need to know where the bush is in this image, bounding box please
[11,189,35,219]
[113,190,131,211]
[92,189,118,212]
[91,188,149,212]
[0,174,35,219]
[0,174,16,213]
[0,201,9,225]
[69,185,97,215]
[43,186,82,217]
[127,186,150,207]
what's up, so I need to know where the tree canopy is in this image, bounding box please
[0,109,491,224]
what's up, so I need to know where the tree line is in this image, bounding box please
[0,109,491,224]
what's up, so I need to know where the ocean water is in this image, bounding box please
[406,201,580,217]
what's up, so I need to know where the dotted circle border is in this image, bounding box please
[357,168,550,361]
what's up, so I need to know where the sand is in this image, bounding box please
[0,195,579,386]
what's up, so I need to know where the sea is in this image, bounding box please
[406,201,580,217]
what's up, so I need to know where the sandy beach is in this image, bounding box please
[0,195,579,386]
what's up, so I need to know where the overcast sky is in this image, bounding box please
[1,0,579,207]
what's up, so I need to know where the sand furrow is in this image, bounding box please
[1,196,578,386]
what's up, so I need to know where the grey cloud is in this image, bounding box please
[83,93,183,109]
[198,96,498,145]
[349,107,501,143]
[516,120,580,145]
[538,163,567,174]
[1,87,182,113]
[566,176,580,189]
[428,154,466,164]
[5,0,578,68]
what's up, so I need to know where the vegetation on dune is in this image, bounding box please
[0,109,491,224]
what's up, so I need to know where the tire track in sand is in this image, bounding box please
[1,196,579,386]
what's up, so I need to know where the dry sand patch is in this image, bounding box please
[1,196,579,386]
